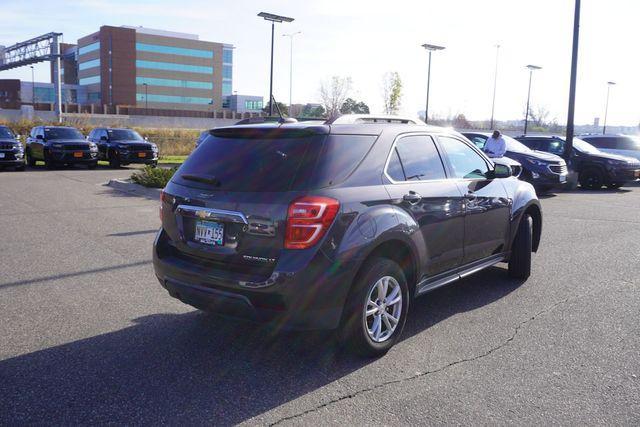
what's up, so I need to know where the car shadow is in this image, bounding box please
[0,266,523,424]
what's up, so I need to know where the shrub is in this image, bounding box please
[131,166,177,188]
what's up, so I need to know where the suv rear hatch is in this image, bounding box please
[161,125,376,279]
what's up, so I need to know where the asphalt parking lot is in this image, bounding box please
[0,167,638,425]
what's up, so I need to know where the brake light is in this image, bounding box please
[285,196,340,249]
[160,190,170,221]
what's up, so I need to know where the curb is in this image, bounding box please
[106,178,162,200]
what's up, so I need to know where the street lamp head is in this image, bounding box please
[526,64,542,71]
[607,81,616,86]
[258,12,294,23]
[422,43,445,51]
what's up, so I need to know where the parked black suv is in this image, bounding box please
[515,135,640,190]
[26,126,98,169]
[153,118,542,356]
[462,132,567,192]
[0,125,25,171]
[87,128,158,168]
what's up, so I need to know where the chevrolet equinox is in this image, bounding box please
[153,115,542,356]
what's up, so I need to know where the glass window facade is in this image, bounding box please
[34,87,77,103]
[79,75,101,85]
[136,42,213,58]
[78,42,100,55]
[222,64,232,79]
[223,48,233,64]
[135,76,212,90]
[79,58,100,70]
[88,92,101,101]
[136,60,212,74]
[222,82,232,96]
[136,93,212,105]
[244,100,263,110]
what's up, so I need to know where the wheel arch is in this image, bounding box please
[354,237,419,298]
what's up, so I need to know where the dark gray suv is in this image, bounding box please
[153,116,542,356]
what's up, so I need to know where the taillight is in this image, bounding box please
[160,190,170,221]
[285,196,340,250]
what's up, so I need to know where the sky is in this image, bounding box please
[1,0,638,126]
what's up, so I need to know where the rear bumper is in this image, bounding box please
[152,229,355,330]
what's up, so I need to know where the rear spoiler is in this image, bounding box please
[211,125,329,139]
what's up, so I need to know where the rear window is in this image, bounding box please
[173,133,375,192]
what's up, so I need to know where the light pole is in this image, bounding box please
[30,66,35,105]
[421,43,445,124]
[490,44,500,129]
[283,31,301,112]
[258,12,294,116]
[143,83,148,112]
[523,64,542,135]
[564,0,581,159]
[602,81,616,134]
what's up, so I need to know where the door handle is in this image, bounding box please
[403,191,422,205]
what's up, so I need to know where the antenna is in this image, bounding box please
[271,94,297,124]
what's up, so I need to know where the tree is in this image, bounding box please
[319,76,352,118]
[300,104,326,118]
[381,72,403,115]
[262,101,289,116]
[340,98,370,114]
[526,105,550,127]
[452,113,471,129]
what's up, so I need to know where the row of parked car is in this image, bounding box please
[462,132,640,191]
[0,125,159,170]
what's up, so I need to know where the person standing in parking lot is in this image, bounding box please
[484,130,507,158]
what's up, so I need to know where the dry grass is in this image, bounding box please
[1,118,198,156]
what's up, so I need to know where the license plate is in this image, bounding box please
[559,174,567,183]
[73,151,83,158]
[194,220,224,246]
[138,152,146,158]
[0,153,4,159]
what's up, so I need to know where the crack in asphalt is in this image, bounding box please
[269,295,578,426]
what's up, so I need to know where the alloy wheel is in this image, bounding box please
[364,276,403,343]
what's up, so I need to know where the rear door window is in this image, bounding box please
[386,135,447,182]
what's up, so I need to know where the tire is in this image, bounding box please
[150,161,158,168]
[26,149,36,167]
[339,258,410,357]
[606,182,623,189]
[108,151,121,169]
[15,164,25,171]
[87,162,97,170]
[508,214,532,280]
[579,168,604,190]
[534,185,552,194]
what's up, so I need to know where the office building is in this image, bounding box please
[75,25,234,111]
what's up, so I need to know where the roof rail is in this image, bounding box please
[327,114,424,125]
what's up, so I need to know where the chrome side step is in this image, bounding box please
[416,253,506,295]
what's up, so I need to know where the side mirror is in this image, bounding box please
[36,134,44,140]
[492,163,512,179]
[100,135,108,141]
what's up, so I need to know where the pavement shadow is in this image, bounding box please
[0,266,522,424]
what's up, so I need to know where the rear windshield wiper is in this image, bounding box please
[180,174,220,186]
